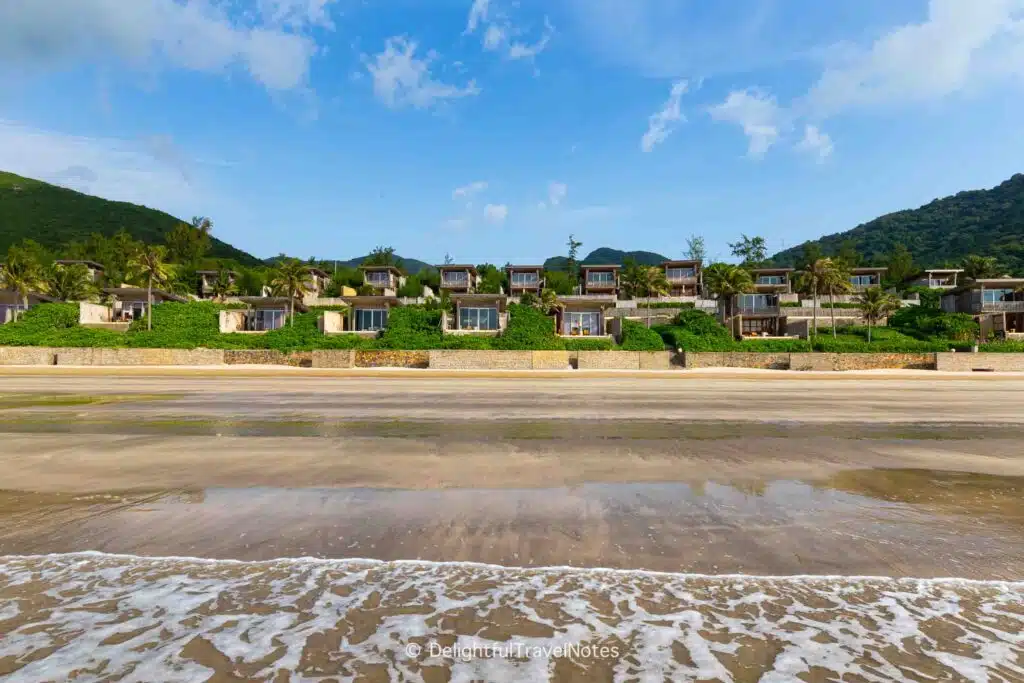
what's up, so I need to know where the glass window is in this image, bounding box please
[356,308,388,331]
[666,267,695,280]
[737,294,775,312]
[511,272,539,285]
[563,311,602,336]
[982,289,1016,304]
[250,309,286,331]
[365,272,390,285]
[457,307,498,330]
[850,275,876,286]
[586,271,615,284]
[756,275,784,285]
[443,271,470,285]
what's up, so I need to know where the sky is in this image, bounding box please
[2,0,1024,264]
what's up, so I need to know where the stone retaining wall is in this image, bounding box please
[683,352,790,370]
[428,350,534,370]
[223,350,312,367]
[935,353,1024,372]
[0,347,227,366]
[578,351,640,370]
[790,353,936,371]
[531,351,574,370]
[311,350,355,368]
[355,350,429,368]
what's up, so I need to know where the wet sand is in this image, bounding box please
[1,376,1023,681]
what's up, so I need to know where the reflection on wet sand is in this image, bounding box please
[2,470,1022,579]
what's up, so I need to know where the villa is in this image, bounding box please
[439,265,479,293]
[556,297,619,340]
[101,287,187,322]
[727,292,787,337]
[942,278,1024,339]
[305,267,331,298]
[0,291,54,324]
[219,297,304,333]
[750,268,794,295]
[444,294,508,335]
[580,264,621,296]
[343,295,400,335]
[54,260,105,283]
[661,260,702,296]
[360,266,406,296]
[506,265,544,297]
[196,270,238,299]
[912,269,963,289]
[849,267,887,291]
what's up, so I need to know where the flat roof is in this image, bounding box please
[103,287,187,303]
[342,295,400,305]
[974,278,1024,286]
[506,264,545,270]
[359,265,403,273]
[581,263,622,269]
[661,260,702,267]
[236,296,309,312]
[55,259,104,270]
[751,267,794,273]
[438,264,479,274]
[851,267,887,273]
[922,268,964,273]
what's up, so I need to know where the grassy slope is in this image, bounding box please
[0,171,262,265]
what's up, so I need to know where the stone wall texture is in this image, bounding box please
[935,352,1024,372]
[311,350,355,368]
[531,350,574,370]
[355,350,430,368]
[790,353,936,371]
[428,350,534,370]
[0,347,60,365]
[223,350,312,367]
[51,348,225,366]
[684,352,790,370]
[638,351,674,370]
[578,351,640,370]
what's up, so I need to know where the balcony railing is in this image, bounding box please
[982,301,1024,312]
[442,276,471,287]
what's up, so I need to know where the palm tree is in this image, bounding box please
[209,269,236,302]
[820,259,852,338]
[856,287,900,342]
[795,258,838,340]
[128,245,171,331]
[622,264,670,327]
[961,254,1001,281]
[270,258,312,326]
[703,263,754,332]
[0,247,43,321]
[43,263,95,302]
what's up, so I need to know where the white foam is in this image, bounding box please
[0,553,1020,683]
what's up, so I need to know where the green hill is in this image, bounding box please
[544,248,669,271]
[0,171,261,265]
[770,174,1024,274]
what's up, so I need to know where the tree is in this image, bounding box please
[856,287,900,342]
[363,246,402,270]
[566,234,583,289]
[820,259,852,337]
[269,258,312,326]
[42,263,94,301]
[209,269,236,302]
[794,243,823,272]
[476,263,505,294]
[543,270,575,295]
[539,287,561,314]
[834,240,862,268]
[443,252,454,265]
[621,263,670,327]
[685,235,706,261]
[235,267,267,296]
[703,263,754,330]
[728,234,767,268]
[0,245,43,320]
[795,258,839,340]
[166,221,211,264]
[961,254,1002,281]
[128,245,171,331]
[884,244,917,288]
[191,216,213,235]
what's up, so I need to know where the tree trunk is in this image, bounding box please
[829,287,837,338]
[811,281,819,346]
[290,290,295,326]
[646,294,651,328]
[21,293,28,322]
[147,274,153,331]
[867,318,873,343]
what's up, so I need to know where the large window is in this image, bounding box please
[563,311,602,336]
[249,309,286,331]
[737,294,776,313]
[757,275,785,285]
[443,271,470,285]
[457,307,499,331]
[510,271,539,286]
[365,272,390,285]
[586,271,615,284]
[355,308,388,331]
[666,267,696,280]
[850,274,876,286]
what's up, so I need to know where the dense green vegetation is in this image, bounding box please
[771,174,1024,275]
[0,171,260,265]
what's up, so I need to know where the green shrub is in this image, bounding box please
[0,303,126,348]
[672,309,733,340]
[740,338,811,352]
[126,301,223,348]
[979,341,1024,352]
[376,306,442,349]
[563,338,615,350]
[888,306,978,342]
[904,286,941,309]
[618,320,665,351]
[642,301,695,309]
[492,304,562,350]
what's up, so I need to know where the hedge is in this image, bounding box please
[618,320,668,351]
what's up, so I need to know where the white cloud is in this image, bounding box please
[0,0,335,91]
[464,0,554,61]
[483,203,508,224]
[796,125,833,162]
[806,0,1024,116]
[548,182,568,207]
[365,37,480,110]
[0,119,205,214]
[641,80,689,152]
[453,180,488,200]
[708,88,785,158]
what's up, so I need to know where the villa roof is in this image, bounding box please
[54,259,104,270]
[661,259,702,267]
[851,267,888,273]
[506,264,545,270]
[359,265,403,274]
[923,268,964,274]
[103,287,187,303]
[973,278,1024,287]
[342,295,400,306]
[236,296,309,313]
[751,267,794,273]
[581,263,622,270]
[438,264,478,273]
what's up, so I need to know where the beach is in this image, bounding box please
[0,371,1022,681]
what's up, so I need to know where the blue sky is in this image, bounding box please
[2,0,1024,264]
